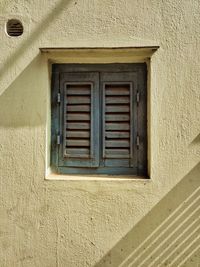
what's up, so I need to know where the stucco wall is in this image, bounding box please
[0,0,200,266]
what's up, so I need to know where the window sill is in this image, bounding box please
[45,173,150,181]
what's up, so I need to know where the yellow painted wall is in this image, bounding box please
[0,0,199,266]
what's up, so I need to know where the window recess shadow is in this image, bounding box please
[94,163,200,267]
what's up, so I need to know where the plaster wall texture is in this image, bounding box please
[0,0,200,266]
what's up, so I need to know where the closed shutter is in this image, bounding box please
[59,72,99,167]
[101,72,138,168]
[51,64,147,176]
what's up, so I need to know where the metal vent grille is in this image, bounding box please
[6,19,23,37]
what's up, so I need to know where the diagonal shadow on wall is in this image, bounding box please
[191,134,200,145]
[95,163,200,267]
[0,55,47,128]
[0,0,73,95]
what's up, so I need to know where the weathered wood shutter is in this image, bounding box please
[59,72,99,167]
[51,64,147,176]
[101,72,138,168]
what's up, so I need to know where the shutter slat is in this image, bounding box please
[106,105,130,113]
[106,96,130,104]
[106,114,130,121]
[105,87,130,95]
[67,105,90,112]
[67,148,90,154]
[67,113,90,121]
[66,131,90,138]
[105,149,130,158]
[67,88,91,95]
[67,122,90,129]
[67,96,90,104]
[106,123,130,131]
[66,139,90,147]
[105,131,130,138]
[105,140,130,148]
[65,148,90,158]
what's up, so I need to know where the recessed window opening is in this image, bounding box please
[6,19,23,37]
[51,63,147,177]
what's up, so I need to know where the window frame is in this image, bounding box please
[51,63,147,177]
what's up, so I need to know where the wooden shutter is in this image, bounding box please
[51,64,147,176]
[101,72,138,168]
[58,72,99,167]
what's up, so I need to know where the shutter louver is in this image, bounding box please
[59,73,99,168]
[65,84,91,159]
[103,84,133,167]
[102,72,137,169]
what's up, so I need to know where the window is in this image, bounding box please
[51,64,147,176]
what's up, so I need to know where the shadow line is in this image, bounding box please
[178,243,200,267]
[136,204,200,267]
[150,216,200,267]
[168,234,200,267]
[0,0,73,94]
[94,163,200,267]
[191,133,200,145]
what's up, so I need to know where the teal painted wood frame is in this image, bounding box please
[51,63,147,176]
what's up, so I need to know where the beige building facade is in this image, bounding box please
[0,0,200,266]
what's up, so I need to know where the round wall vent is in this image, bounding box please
[6,19,23,37]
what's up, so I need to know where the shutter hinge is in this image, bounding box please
[136,135,140,149]
[57,135,61,145]
[57,93,61,103]
[136,91,140,104]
